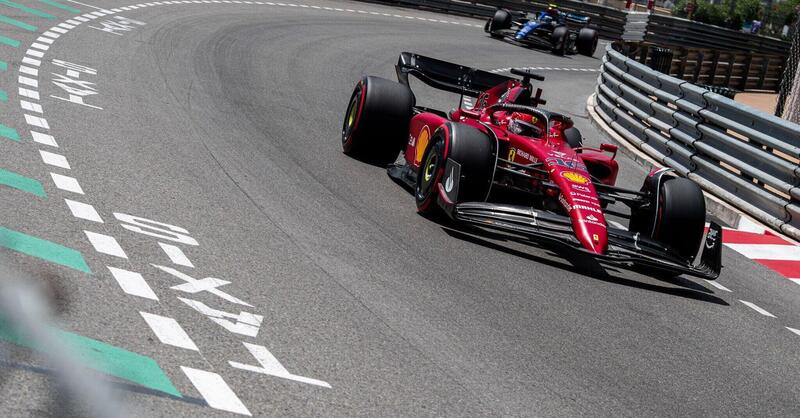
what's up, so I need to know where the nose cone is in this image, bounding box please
[571,212,608,255]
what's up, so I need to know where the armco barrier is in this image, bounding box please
[594,44,800,240]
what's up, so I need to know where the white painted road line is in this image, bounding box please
[230,342,331,388]
[107,266,158,300]
[21,100,43,113]
[787,327,800,337]
[181,367,252,416]
[705,280,731,292]
[84,231,128,258]
[140,312,199,351]
[65,199,103,222]
[18,76,38,88]
[159,242,194,268]
[739,300,776,318]
[24,114,49,129]
[39,150,70,169]
[19,88,40,100]
[21,57,41,67]
[19,66,38,76]
[725,243,800,261]
[31,131,57,147]
[50,173,84,194]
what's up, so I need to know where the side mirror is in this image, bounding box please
[600,143,618,158]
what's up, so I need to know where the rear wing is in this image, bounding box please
[565,13,590,25]
[395,52,515,98]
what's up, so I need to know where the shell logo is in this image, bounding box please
[414,125,431,165]
[562,171,589,184]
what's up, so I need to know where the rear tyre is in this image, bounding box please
[415,123,496,214]
[488,9,511,37]
[653,178,706,260]
[576,27,598,57]
[342,76,414,164]
[551,26,568,56]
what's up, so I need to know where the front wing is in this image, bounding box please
[454,202,723,280]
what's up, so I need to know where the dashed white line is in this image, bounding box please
[19,88,39,100]
[140,312,199,351]
[21,100,43,113]
[39,150,70,169]
[107,266,158,300]
[31,131,57,147]
[740,300,776,318]
[41,31,61,39]
[21,57,41,67]
[31,42,50,51]
[65,199,103,222]
[84,231,128,258]
[181,367,252,416]
[50,173,83,194]
[159,242,194,268]
[24,114,49,129]
[19,66,38,76]
[786,327,800,337]
[18,76,38,88]
[705,280,731,292]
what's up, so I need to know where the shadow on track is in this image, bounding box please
[440,225,729,306]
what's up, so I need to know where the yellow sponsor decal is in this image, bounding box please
[414,125,431,165]
[562,171,589,184]
[508,147,516,161]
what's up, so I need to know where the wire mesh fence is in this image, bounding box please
[776,9,800,123]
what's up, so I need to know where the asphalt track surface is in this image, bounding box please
[1,0,800,416]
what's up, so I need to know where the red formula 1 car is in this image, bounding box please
[341,53,722,279]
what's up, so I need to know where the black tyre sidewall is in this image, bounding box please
[654,178,706,259]
[342,76,414,164]
[551,26,568,56]
[576,28,598,56]
[491,9,511,31]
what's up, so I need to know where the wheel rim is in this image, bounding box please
[417,148,440,200]
[342,89,361,144]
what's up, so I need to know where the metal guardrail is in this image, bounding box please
[645,14,790,58]
[594,44,800,240]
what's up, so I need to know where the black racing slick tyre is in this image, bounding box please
[551,26,568,56]
[576,27,598,57]
[653,178,706,260]
[488,9,511,35]
[342,76,414,164]
[415,122,495,214]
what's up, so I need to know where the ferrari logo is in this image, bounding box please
[508,147,516,161]
[562,171,589,184]
[414,125,431,165]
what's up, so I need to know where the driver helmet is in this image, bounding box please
[546,5,559,18]
[507,112,541,137]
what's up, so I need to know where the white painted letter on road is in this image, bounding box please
[178,297,263,338]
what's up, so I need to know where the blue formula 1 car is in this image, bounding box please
[484,5,598,56]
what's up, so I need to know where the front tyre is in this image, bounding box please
[576,27,598,57]
[415,123,496,214]
[342,76,414,164]
[488,9,511,36]
[551,26,568,56]
[653,177,706,260]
